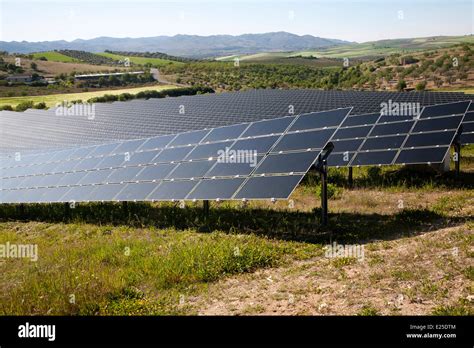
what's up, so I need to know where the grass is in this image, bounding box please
[432,299,473,315]
[435,87,474,94]
[97,52,184,67]
[357,304,380,316]
[32,51,79,63]
[0,85,177,108]
[0,222,320,315]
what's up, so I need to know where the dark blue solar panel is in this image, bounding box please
[201,124,248,142]
[351,150,398,166]
[148,180,197,200]
[166,160,215,180]
[395,147,449,164]
[254,152,318,174]
[187,178,245,200]
[289,108,350,131]
[168,129,209,147]
[241,117,294,137]
[420,101,470,118]
[273,129,334,152]
[234,175,303,199]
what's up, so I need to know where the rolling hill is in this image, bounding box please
[0,32,350,58]
[217,35,474,61]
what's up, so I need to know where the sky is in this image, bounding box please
[0,0,472,43]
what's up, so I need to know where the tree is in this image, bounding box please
[396,79,407,91]
[30,62,38,71]
[415,81,426,91]
[98,77,106,87]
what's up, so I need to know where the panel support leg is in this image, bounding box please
[203,200,210,218]
[122,201,129,222]
[18,203,25,220]
[320,160,328,226]
[454,141,461,178]
[348,166,353,188]
[64,202,70,222]
[314,143,334,227]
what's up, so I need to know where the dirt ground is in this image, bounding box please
[189,225,473,315]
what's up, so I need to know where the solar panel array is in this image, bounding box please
[0,108,352,203]
[1,89,473,154]
[327,100,471,167]
[461,102,474,144]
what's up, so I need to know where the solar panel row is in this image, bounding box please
[0,108,352,203]
[1,89,472,154]
[327,101,470,167]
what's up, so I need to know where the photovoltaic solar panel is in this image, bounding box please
[394,147,450,165]
[330,139,363,152]
[1,100,471,203]
[134,163,177,181]
[327,100,470,167]
[233,175,304,199]
[148,180,198,200]
[166,160,216,180]
[2,89,471,155]
[352,150,398,166]
[187,178,246,200]
[419,101,469,118]
[272,129,335,152]
[361,136,406,150]
[0,107,352,203]
[201,124,248,142]
[254,151,319,174]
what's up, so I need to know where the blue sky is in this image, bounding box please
[0,0,472,42]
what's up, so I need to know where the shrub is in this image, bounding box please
[396,79,407,91]
[316,183,343,200]
[33,102,47,109]
[366,167,382,183]
[415,81,426,91]
[15,100,35,111]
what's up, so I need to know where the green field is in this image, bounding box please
[218,35,474,61]
[97,52,184,67]
[292,35,474,59]
[434,88,474,94]
[32,51,79,63]
[0,85,177,108]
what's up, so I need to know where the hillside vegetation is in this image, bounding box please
[224,35,474,61]
[58,50,121,65]
[162,44,474,91]
[104,50,196,63]
[32,51,79,63]
[97,52,183,67]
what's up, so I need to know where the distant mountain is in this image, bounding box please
[0,32,351,58]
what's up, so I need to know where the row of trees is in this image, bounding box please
[0,86,214,112]
[104,50,197,63]
[58,50,120,65]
